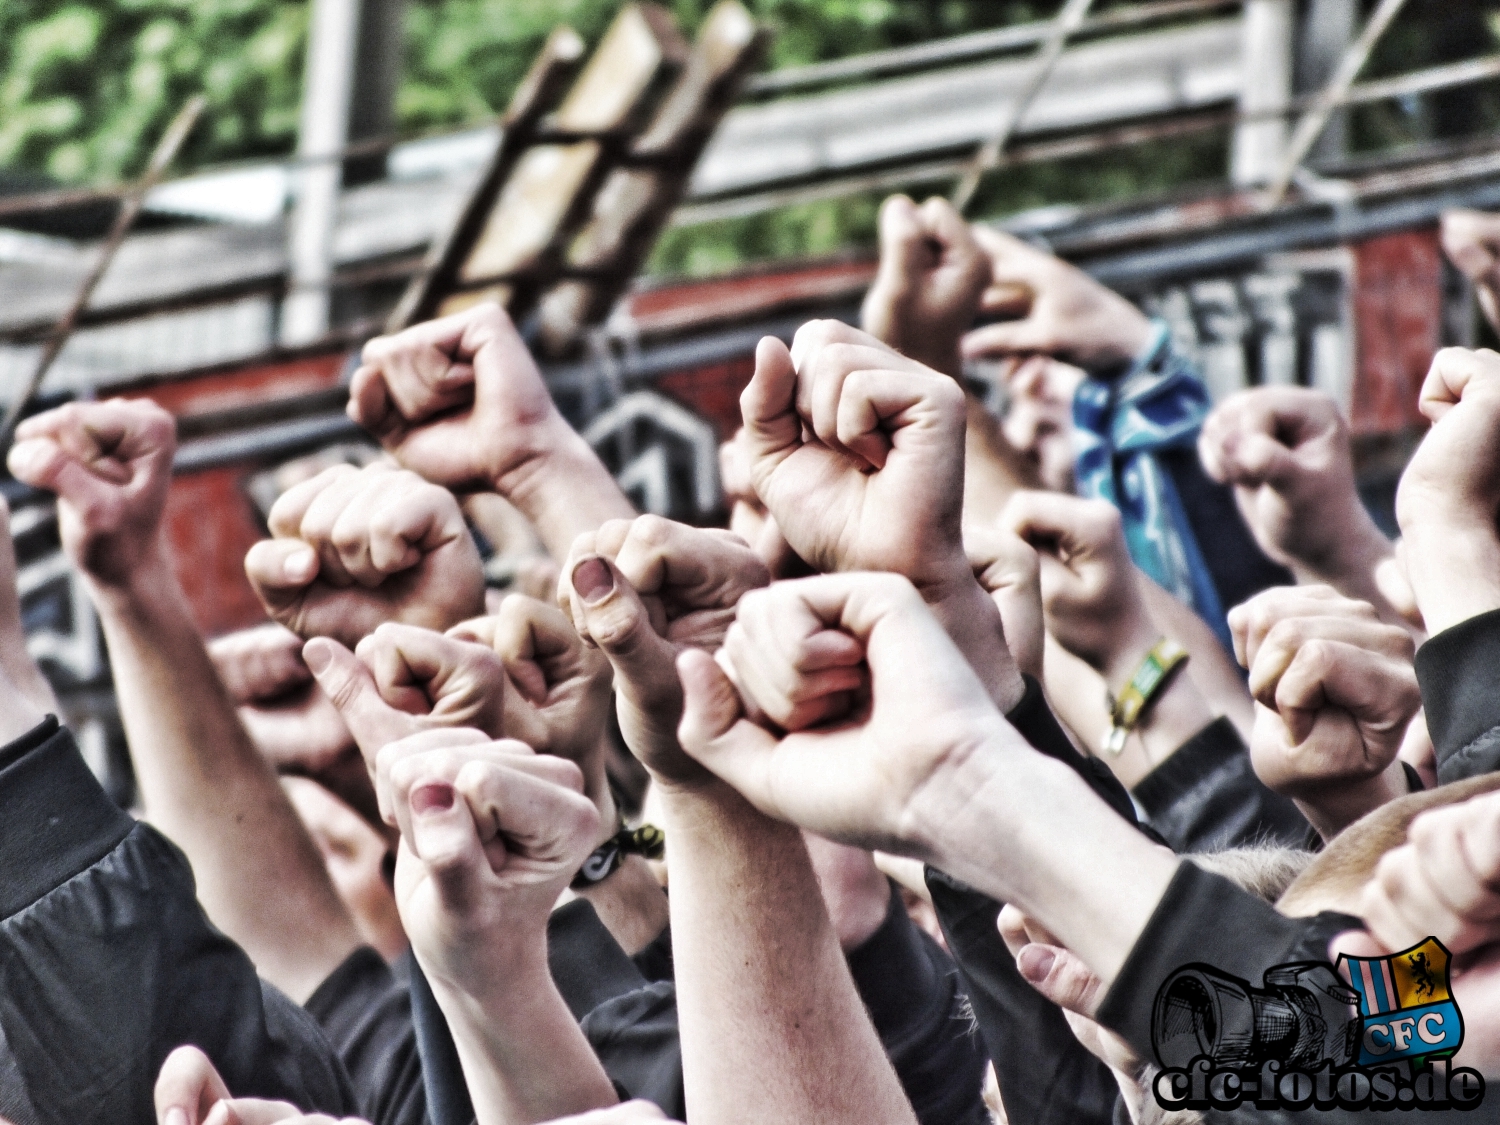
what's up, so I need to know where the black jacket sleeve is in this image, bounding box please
[0,717,356,1125]
[1131,718,1311,853]
[1415,607,1500,784]
[925,677,1142,1125]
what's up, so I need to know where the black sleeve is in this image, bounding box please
[1131,718,1311,853]
[846,882,990,1125]
[304,947,425,1125]
[1415,607,1500,784]
[0,717,356,1125]
[924,677,1144,1125]
[1094,862,1360,1057]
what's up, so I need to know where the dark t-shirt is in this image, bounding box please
[0,717,356,1125]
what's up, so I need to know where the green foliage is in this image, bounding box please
[0,0,306,183]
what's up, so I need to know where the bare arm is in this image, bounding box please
[348,303,635,561]
[656,768,918,1125]
[9,400,360,1003]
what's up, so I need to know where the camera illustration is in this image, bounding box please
[1152,961,1362,1070]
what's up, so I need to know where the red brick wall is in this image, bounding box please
[1351,228,1443,436]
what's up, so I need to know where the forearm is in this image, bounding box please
[90,546,359,1002]
[1291,512,1401,626]
[1136,573,1253,738]
[496,422,636,561]
[1293,757,1409,843]
[659,777,918,1125]
[431,948,618,1125]
[925,574,1025,713]
[912,734,1179,987]
[569,854,670,957]
[1402,524,1500,636]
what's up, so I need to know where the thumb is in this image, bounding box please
[675,648,781,801]
[304,637,418,763]
[244,539,319,616]
[404,780,486,915]
[739,336,802,473]
[154,1045,230,1125]
[566,556,679,704]
[1016,942,1106,1019]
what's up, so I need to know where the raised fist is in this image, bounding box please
[1002,490,1155,689]
[208,623,356,777]
[560,516,769,785]
[1199,387,1389,591]
[8,398,176,588]
[348,302,571,495]
[381,733,599,994]
[245,462,485,648]
[679,572,1009,851]
[1230,586,1418,838]
[1441,209,1500,332]
[861,194,989,377]
[740,321,969,592]
[1395,347,1500,634]
[961,227,1153,372]
[450,595,614,810]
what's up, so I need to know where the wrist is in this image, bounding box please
[1292,503,1392,589]
[1401,522,1500,635]
[922,571,1025,713]
[422,927,552,1014]
[1292,757,1409,842]
[84,539,188,622]
[1099,618,1166,697]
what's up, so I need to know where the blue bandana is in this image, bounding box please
[1073,321,1230,649]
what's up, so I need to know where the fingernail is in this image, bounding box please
[411,783,454,815]
[302,640,331,676]
[1017,944,1055,983]
[571,557,614,606]
[284,546,316,581]
[164,1109,188,1125]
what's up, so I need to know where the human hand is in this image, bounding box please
[995,355,1086,493]
[860,194,989,376]
[7,398,175,591]
[1395,348,1500,634]
[303,625,513,826]
[560,516,769,786]
[678,572,1009,852]
[741,321,970,592]
[450,595,614,813]
[997,906,1140,1077]
[961,228,1153,372]
[209,624,356,777]
[155,1046,371,1125]
[348,302,573,495]
[382,732,599,997]
[1199,387,1391,593]
[1441,209,1500,332]
[245,462,484,648]
[719,430,807,579]
[963,521,1044,679]
[1230,586,1418,839]
[1001,491,1156,691]
[1359,788,1500,959]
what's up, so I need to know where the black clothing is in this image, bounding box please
[1098,863,1480,1125]
[306,949,428,1125]
[0,716,356,1125]
[1416,606,1500,784]
[1132,717,1310,853]
[927,676,1145,1125]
